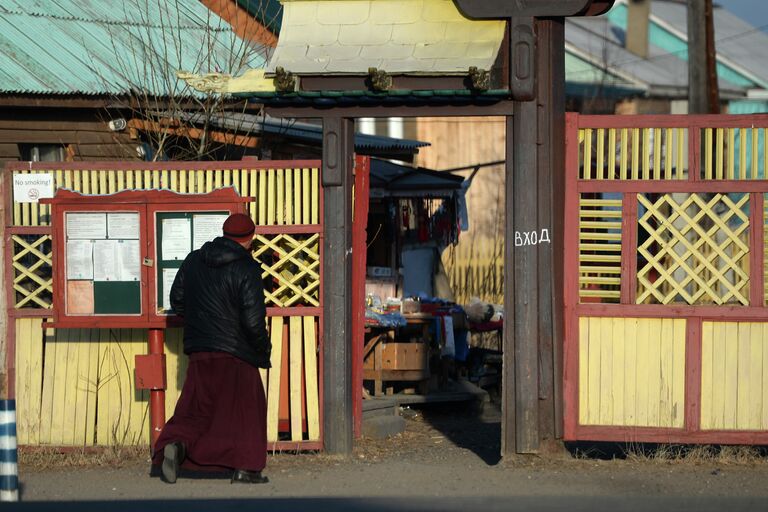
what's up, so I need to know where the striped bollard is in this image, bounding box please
[0,400,18,502]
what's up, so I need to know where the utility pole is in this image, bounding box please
[688,0,720,114]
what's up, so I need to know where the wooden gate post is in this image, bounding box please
[322,116,355,455]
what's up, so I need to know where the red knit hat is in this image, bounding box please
[222,213,255,242]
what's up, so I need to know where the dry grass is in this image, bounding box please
[19,445,150,470]
[620,444,767,466]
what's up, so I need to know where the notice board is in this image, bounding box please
[47,188,247,328]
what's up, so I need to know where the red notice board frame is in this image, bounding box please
[45,187,248,329]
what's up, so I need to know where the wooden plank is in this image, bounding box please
[659,318,673,428]
[598,317,613,424]
[723,322,739,428]
[311,168,319,224]
[577,317,589,425]
[303,168,311,224]
[623,317,638,426]
[635,318,650,426]
[749,322,763,429]
[267,168,275,225]
[653,128,662,179]
[285,168,293,225]
[709,322,725,429]
[294,168,301,225]
[611,317,624,425]
[586,317,600,424]
[258,170,267,224]
[62,329,81,445]
[646,318,662,427]
[83,327,99,446]
[14,319,30,444]
[737,322,751,429]
[619,129,628,179]
[303,316,320,440]
[266,317,284,442]
[39,321,57,444]
[289,316,303,441]
[595,128,604,180]
[96,329,111,445]
[50,328,70,445]
[762,323,768,429]
[671,319,686,428]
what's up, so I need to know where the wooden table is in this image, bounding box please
[363,314,434,396]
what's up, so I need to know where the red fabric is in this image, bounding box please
[222,213,255,240]
[152,352,267,472]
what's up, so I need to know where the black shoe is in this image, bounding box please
[231,469,269,484]
[161,442,186,484]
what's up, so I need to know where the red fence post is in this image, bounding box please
[147,328,166,448]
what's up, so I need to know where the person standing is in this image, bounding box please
[152,213,271,484]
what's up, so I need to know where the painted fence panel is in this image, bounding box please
[6,160,323,448]
[565,113,768,444]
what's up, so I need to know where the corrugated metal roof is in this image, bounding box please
[566,15,745,98]
[649,0,768,88]
[0,0,267,96]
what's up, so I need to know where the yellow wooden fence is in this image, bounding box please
[8,161,322,447]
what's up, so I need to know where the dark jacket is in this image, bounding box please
[170,236,271,369]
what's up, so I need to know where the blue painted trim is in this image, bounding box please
[0,449,18,463]
[0,422,16,436]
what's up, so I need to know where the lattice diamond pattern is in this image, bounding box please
[637,193,750,305]
[252,233,320,307]
[12,234,53,309]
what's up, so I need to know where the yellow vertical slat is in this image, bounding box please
[276,168,285,225]
[214,168,222,190]
[293,168,302,224]
[664,128,673,179]
[607,129,616,180]
[762,323,768,429]
[623,317,638,425]
[716,128,724,179]
[234,169,242,196]
[178,170,186,194]
[620,128,628,180]
[196,169,204,193]
[711,322,726,429]
[170,170,178,192]
[646,318,661,426]
[99,170,107,194]
[635,319,650,426]
[84,328,99,446]
[223,169,231,188]
[736,323,751,429]
[14,319,37,444]
[311,168,319,224]
[701,321,714,429]
[117,170,125,192]
[586,317,600,424]
[285,168,293,224]
[653,128,662,179]
[289,316,303,441]
[723,322,738,428]
[671,319,686,428]
[677,128,685,179]
[302,168,311,224]
[578,317,589,425]
[108,170,116,193]
[611,317,624,425]
[267,169,275,225]
[266,317,284,443]
[739,128,748,179]
[96,329,110,445]
[659,319,674,427]
[748,323,763,429]
[727,129,736,179]
[249,170,258,220]
[596,128,605,180]
[61,329,81,444]
[49,328,69,445]
[38,322,56,444]
[258,170,267,224]
[631,128,640,180]
[704,128,713,180]
[152,169,160,189]
[752,129,759,179]
[598,317,613,424]
[303,316,320,440]
[126,169,134,190]
[642,129,651,180]
[582,128,592,179]
[205,168,213,192]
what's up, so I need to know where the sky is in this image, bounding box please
[717,0,768,33]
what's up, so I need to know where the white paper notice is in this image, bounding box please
[66,213,107,240]
[107,213,140,239]
[93,240,119,281]
[161,218,191,260]
[66,240,93,280]
[193,214,229,250]
[13,173,54,203]
[162,268,179,311]
[117,239,140,281]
